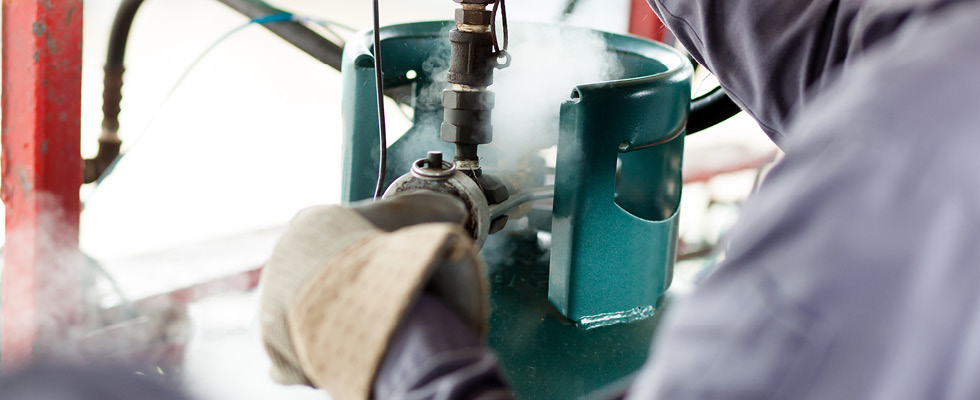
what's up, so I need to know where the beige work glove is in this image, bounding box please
[259,192,488,400]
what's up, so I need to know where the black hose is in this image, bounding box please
[86,0,146,183]
[105,0,144,68]
[687,86,742,135]
[215,0,344,70]
[87,0,346,184]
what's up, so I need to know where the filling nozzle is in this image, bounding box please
[384,152,551,247]
[441,0,507,171]
[384,1,515,245]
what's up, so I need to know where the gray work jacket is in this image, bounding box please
[634,0,980,398]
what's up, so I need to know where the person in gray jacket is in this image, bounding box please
[257,0,980,398]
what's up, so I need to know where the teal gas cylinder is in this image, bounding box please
[341,21,692,399]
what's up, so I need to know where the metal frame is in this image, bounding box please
[1,0,85,367]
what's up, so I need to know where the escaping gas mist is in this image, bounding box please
[0,192,194,374]
[411,23,624,170]
[392,23,626,233]
[488,24,624,163]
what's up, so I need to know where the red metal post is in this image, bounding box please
[2,0,84,368]
[629,0,669,42]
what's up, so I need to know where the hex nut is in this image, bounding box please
[480,175,510,205]
[488,215,509,235]
[441,123,492,145]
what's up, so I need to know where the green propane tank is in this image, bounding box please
[340,21,692,399]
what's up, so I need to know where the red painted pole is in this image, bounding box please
[629,0,668,42]
[2,0,84,368]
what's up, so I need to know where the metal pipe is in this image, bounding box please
[442,0,500,166]
[215,0,344,70]
[2,0,84,364]
[489,186,555,219]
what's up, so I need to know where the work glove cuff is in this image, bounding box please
[261,205,488,399]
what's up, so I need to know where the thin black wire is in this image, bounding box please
[372,0,388,198]
[500,0,508,51]
[490,0,509,54]
[560,0,579,21]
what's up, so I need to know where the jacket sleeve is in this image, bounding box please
[373,294,515,400]
[646,0,972,146]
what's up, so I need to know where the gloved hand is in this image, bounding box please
[259,191,489,400]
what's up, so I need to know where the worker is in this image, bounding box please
[3,0,977,399]
[259,0,980,398]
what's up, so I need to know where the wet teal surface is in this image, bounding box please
[485,232,668,399]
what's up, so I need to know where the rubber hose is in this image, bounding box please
[86,0,146,183]
[687,86,742,135]
[88,0,346,184]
